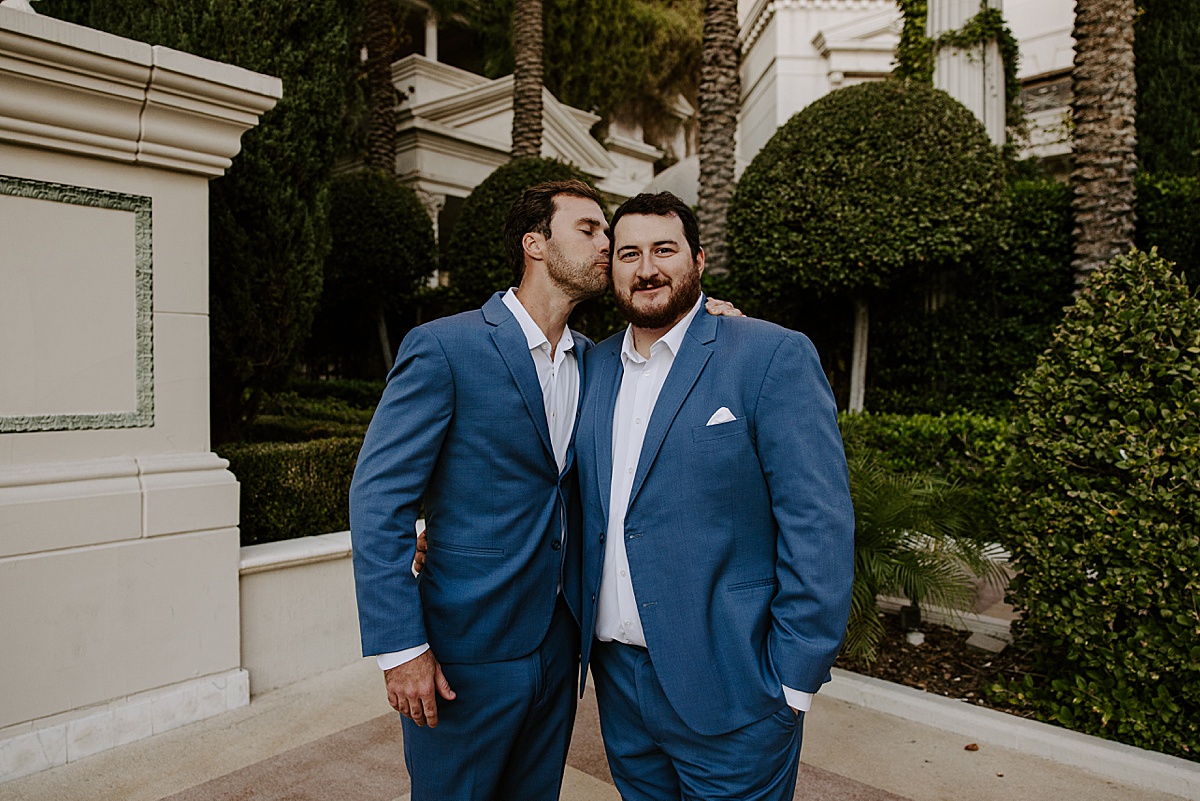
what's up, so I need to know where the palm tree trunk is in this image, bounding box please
[364,0,399,172]
[697,0,740,276]
[1070,0,1138,287]
[849,297,869,413]
[511,0,544,159]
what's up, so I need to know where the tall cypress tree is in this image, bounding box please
[1136,0,1200,176]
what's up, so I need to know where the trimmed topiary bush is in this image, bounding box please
[220,437,363,546]
[726,80,1005,406]
[312,169,436,376]
[1000,249,1200,760]
[728,80,1005,305]
[443,157,594,310]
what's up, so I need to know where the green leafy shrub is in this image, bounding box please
[1136,171,1200,288]
[290,377,385,409]
[1136,0,1200,176]
[1000,250,1200,759]
[311,169,437,377]
[839,411,1009,531]
[845,455,1004,661]
[443,158,594,311]
[870,179,1075,415]
[220,438,362,546]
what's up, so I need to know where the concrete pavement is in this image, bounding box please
[0,658,1192,801]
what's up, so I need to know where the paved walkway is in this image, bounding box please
[0,659,1187,801]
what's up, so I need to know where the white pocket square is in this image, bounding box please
[706,407,737,426]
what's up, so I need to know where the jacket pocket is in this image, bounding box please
[692,417,748,443]
[727,577,779,592]
[427,540,504,557]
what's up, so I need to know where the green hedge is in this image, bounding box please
[870,179,1075,415]
[1137,171,1200,288]
[838,411,1009,538]
[1000,250,1200,760]
[220,438,362,546]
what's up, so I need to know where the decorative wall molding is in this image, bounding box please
[0,174,153,432]
[0,6,281,176]
[742,0,896,54]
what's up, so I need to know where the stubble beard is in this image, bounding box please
[614,262,702,330]
[546,239,609,302]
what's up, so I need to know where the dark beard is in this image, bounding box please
[614,265,702,329]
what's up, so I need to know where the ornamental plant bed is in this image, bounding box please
[835,612,1036,719]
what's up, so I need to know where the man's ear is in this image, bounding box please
[695,246,706,276]
[523,231,546,263]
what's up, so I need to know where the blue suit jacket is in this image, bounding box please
[572,303,854,736]
[351,292,589,664]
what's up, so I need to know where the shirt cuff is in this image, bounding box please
[376,643,430,671]
[782,685,814,712]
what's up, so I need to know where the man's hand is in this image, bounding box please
[705,297,744,317]
[384,649,456,727]
[412,527,428,575]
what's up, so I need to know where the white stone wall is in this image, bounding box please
[0,7,278,781]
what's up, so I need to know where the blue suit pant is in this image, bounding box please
[402,596,579,800]
[591,639,802,801]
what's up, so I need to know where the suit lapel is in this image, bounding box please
[484,294,556,469]
[627,306,717,512]
[560,329,590,479]
[593,341,622,525]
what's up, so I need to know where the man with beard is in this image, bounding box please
[571,192,855,800]
[351,181,738,800]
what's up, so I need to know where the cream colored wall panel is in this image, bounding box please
[143,171,208,316]
[140,453,239,537]
[0,475,141,558]
[0,312,210,467]
[0,192,140,419]
[239,533,361,696]
[0,528,241,730]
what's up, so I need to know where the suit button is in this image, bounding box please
[551,540,561,550]
[599,533,606,542]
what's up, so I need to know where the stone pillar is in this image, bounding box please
[929,0,1006,145]
[0,7,279,781]
[424,11,438,62]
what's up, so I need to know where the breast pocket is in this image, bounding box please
[692,417,749,443]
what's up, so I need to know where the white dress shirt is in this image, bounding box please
[377,289,578,671]
[594,296,813,712]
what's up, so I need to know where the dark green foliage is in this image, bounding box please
[1136,0,1200,176]
[726,80,1005,322]
[838,411,1009,528]
[893,0,932,83]
[844,455,1004,662]
[870,180,1076,415]
[443,157,592,310]
[1136,171,1200,287]
[1000,250,1200,759]
[244,389,373,443]
[467,0,701,139]
[290,377,386,409]
[312,169,436,376]
[220,438,362,545]
[44,0,353,443]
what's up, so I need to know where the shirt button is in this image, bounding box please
[624,620,632,628]
[627,467,634,475]
[635,418,641,425]
[620,569,627,577]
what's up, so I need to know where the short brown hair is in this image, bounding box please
[504,180,604,282]
[610,192,702,261]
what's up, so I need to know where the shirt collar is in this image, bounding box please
[502,288,574,354]
[620,294,704,364]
